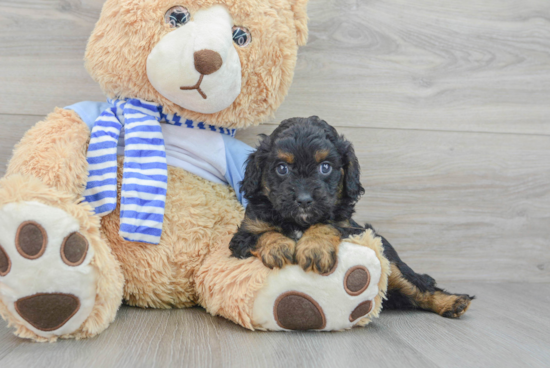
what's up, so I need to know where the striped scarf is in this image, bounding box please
[83,98,235,244]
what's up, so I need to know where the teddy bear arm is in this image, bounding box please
[6,108,91,200]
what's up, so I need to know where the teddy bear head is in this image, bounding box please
[85,0,308,129]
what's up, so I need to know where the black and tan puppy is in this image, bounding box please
[230,116,473,318]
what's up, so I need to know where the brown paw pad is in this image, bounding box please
[0,245,11,276]
[15,221,47,260]
[349,300,373,322]
[344,265,370,296]
[14,293,81,331]
[61,232,89,266]
[274,292,326,330]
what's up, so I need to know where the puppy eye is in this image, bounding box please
[165,6,190,28]
[319,162,332,175]
[232,26,252,47]
[276,163,289,176]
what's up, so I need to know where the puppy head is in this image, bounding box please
[242,116,364,226]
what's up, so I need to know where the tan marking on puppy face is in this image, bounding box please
[277,150,294,164]
[242,217,279,234]
[251,231,296,269]
[261,173,270,196]
[314,150,330,163]
[295,224,341,274]
[388,264,472,318]
[337,169,345,198]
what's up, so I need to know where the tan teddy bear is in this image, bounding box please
[0,0,389,342]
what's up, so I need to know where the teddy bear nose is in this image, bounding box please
[194,49,223,75]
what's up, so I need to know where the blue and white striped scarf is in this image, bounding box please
[84,98,236,244]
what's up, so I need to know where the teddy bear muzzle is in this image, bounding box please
[179,49,224,99]
[147,5,242,114]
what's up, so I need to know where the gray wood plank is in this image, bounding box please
[2,115,549,282]
[0,283,549,368]
[381,282,550,368]
[0,0,106,114]
[0,308,437,368]
[300,0,550,135]
[1,0,549,135]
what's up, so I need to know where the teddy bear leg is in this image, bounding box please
[0,109,124,341]
[196,230,389,331]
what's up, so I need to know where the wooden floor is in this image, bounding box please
[1,283,549,368]
[0,0,549,367]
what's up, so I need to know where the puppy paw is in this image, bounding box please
[439,293,474,318]
[251,232,295,269]
[295,224,340,274]
[295,244,337,274]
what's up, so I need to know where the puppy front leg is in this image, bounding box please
[229,218,296,269]
[251,232,296,269]
[295,224,340,274]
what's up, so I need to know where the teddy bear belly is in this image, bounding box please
[102,164,245,309]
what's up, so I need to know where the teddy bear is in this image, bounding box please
[0,0,390,342]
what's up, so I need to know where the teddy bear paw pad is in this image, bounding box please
[274,291,326,330]
[252,242,381,331]
[0,201,97,338]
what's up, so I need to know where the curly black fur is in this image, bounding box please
[230,116,365,258]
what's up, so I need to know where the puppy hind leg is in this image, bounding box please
[381,236,474,318]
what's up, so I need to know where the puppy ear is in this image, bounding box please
[342,141,365,202]
[240,134,269,199]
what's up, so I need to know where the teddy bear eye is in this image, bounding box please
[164,6,190,28]
[232,26,252,47]
[276,163,289,176]
[319,162,332,175]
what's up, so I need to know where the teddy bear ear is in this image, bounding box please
[291,0,309,46]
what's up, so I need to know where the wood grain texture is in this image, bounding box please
[1,0,549,135]
[0,283,549,368]
[298,0,550,135]
[0,0,106,114]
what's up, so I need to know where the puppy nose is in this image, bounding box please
[296,193,313,208]
[194,49,223,75]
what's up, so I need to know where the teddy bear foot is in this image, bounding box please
[0,197,122,342]
[0,201,97,339]
[252,241,385,331]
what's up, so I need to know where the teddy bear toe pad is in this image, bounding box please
[252,242,381,331]
[0,201,97,337]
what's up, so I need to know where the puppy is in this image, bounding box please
[230,116,364,273]
[230,116,474,318]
